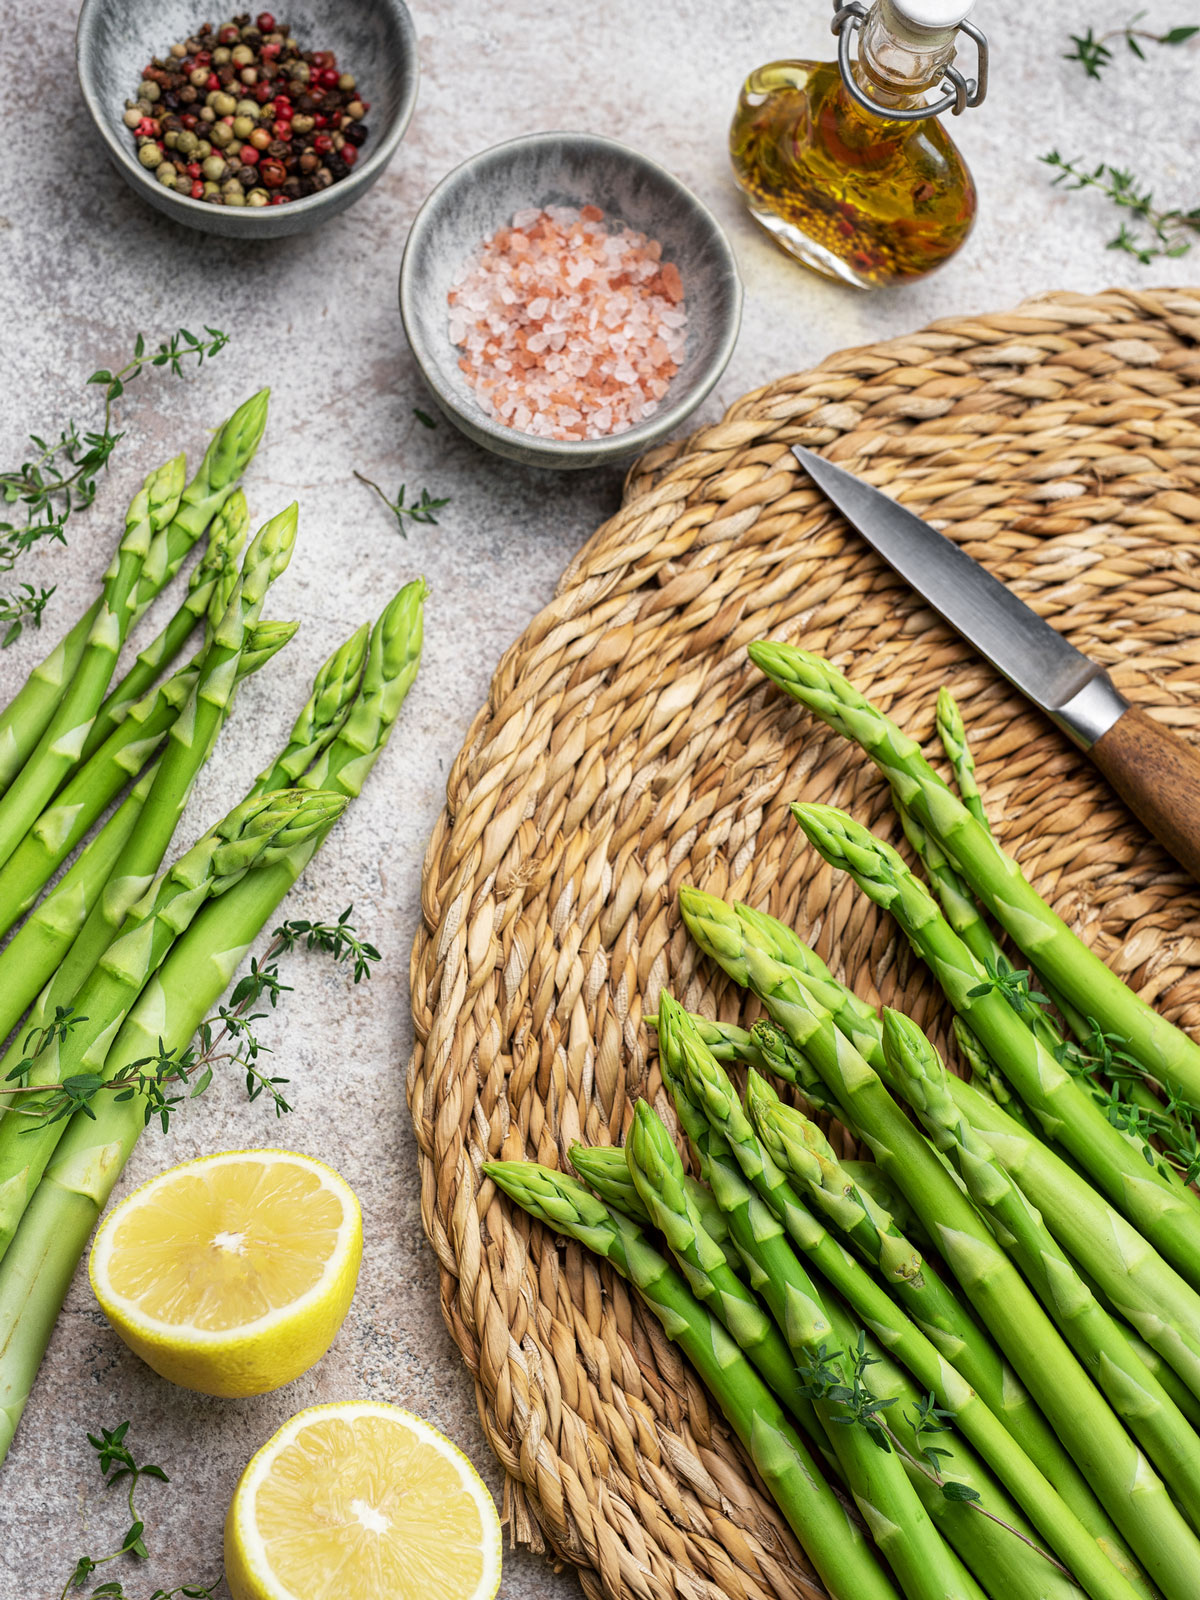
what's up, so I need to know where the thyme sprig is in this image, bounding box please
[0,328,230,645]
[1065,13,1198,77]
[1041,151,1200,264]
[798,1336,1068,1571]
[63,1421,221,1600]
[354,470,450,536]
[4,906,379,1133]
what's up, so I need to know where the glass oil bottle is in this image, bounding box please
[730,0,989,289]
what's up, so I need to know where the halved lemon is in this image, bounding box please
[89,1148,362,1397]
[225,1401,503,1600]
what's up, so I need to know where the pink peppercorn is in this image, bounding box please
[342,144,357,166]
[319,67,339,88]
[240,145,260,164]
[254,81,272,101]
[206,72,220,89]
[190,180,204,198]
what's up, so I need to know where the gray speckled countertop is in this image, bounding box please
[3,3,1197,1595]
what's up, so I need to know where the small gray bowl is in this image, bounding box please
[399,132,743,470]
[76,0,418,238]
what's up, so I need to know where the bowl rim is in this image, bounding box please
[398,129,744,464]
[74,0,419,229]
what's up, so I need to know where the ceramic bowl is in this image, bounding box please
[399,132,743,470]
[76,0,418,238]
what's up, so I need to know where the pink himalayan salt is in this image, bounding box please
[448,205,688,443]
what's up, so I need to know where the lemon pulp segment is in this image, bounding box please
[227,1403,503,1600]
[103,1158,345,1330]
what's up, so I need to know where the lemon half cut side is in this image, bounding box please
[89,1148,362,1397]
[225,1401,504,1600]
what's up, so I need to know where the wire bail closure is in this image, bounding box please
[831,1,989,121]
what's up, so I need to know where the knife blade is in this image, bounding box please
[791,444,1200,879]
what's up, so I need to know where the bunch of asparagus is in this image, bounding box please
[488,643,1200,1600]
[0,391,427,1460]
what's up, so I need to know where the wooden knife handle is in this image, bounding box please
[1090,705,1200,880]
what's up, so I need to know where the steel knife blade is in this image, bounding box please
[791,444,1200,879]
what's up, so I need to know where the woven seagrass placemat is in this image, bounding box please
[407,287,1200,1600]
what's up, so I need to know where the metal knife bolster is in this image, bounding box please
[1050,672,1130,750]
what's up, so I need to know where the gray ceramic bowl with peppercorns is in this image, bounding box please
[400,132,744,470]
[76,0,417,238]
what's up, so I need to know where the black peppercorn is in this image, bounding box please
[344,122,367,146]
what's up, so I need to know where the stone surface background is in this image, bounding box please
[2,1,1197,1594]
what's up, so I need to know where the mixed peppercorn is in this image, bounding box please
[124,12,370,208]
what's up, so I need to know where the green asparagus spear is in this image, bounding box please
[623,1102,990,1600]
[623,1105,838,1460]
[675,895,1200,1599]
[943,1069,1200,1405]
[0,391,269,796]
[0,578,424,1461]
[250,621,370,795]
[0,620,296,1042]
[935,689,987,827]
[0,789,346,1258]
[655,997,1146,1600]
[485,1159,902,1600]
[884,1007,1200,1537]
[567,1142,654,1227]
[792,802,1200,1287]
[0,457,187,872]
[750,643,1200,1123]
[743,1075,922,1285]
[81,488,249,760]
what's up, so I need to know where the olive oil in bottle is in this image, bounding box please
[730,0,989,289]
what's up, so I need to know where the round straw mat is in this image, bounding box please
[408,286,1200,1600]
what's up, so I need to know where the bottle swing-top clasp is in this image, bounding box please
[831,0,989,121]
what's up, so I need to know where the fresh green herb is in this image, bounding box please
[412,407,438,429]
[1055,1020,1200,1185]
[966,953,1049,1019]
[354,470,450,536]
[1065,13,1198,77]
[62,1422,221,1600]
[0,329,230,645]
[1041,150,1200,263]
[6,909,379,1133]
[799,1337,1069,1571]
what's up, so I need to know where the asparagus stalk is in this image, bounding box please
[46,506,299,987]
[485,1159,902,1600]
[935,689,987,827]
[625,1103,994,1600]
[0,620,296,1040]
[675,897,1200,1598]
[0,577,424,1459]
[743,1076,922,1285]
[883,1008,1200,1536]
[655,998,1144,1600]
[623,1105,839,1461]
[0,457,187,873]
[0,789,346,1257]
[0,391,269,796]
[679,894,1055,1463]
[297,579,427,797]
[0,817,334,1462]
[792,802,1200,1285]
[567,1142,654,1227]
[751,642,1200,1116]
[944,1069,1200,1405]
[249,621,369,795]
[81,488,249,760]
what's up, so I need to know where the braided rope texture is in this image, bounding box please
[408,287,1200,1600]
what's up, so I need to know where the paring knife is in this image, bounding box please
[792,444,1200,881]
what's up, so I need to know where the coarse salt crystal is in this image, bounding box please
[448,205,688,443]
